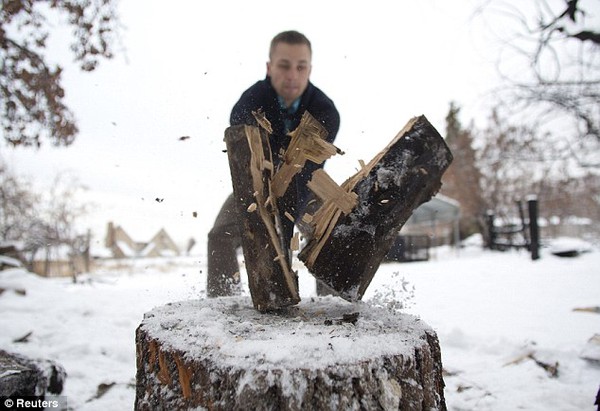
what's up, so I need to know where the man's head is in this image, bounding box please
[267,31,312,107]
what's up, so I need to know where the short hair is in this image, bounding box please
[269,30,312,60]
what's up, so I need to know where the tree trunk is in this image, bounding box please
[135,297,446,411]
[224,125,299,311]
[299,116,453,302]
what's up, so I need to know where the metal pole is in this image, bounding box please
[486,211,496,250]
[528,198,540,260]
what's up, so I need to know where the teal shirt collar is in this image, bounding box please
[277,96,301,114]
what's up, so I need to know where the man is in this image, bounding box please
[207,30,340,297]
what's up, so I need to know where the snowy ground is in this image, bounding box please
[1,239,599,410]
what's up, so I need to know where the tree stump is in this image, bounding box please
[135,297,446,410]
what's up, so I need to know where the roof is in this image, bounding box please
[405,194,460,225]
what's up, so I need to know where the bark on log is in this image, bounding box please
[0,350,66,397]
[299,116,453,301]
[224,125,299,311]
[135,297,446,411]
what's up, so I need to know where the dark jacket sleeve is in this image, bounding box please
[307,84,340,144]
[230,81,265,127]
[294,84,341,218]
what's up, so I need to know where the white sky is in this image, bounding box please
[3,0,520,247]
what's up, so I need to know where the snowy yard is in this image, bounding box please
[1,240,599,410]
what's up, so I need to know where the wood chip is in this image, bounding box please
[302,213,313,224]
[252,109,273,134]
[13,331,33,343]
[291,232,300,251]
[307,169,358,214]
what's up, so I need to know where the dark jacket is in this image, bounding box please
[230,77,340,230]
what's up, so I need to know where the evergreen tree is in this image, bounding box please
[440,102,485,239]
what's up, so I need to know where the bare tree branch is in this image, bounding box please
[0,0,120,148]
[476,0,600,169]
[570,30,600,44]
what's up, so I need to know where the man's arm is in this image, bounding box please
[230,80,274,127]
[307,85,340,144]
[294,88,341,218]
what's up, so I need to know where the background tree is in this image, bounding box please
[0,159,92,275]
[0,0,120,147]
[476,0,600,167]
[0,159,39,242]
[34,172,92,278]
[475,107,600,239]
[440,102,485,239]
[476,108,549,215]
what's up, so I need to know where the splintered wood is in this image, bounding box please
[224,125,299,311]
[245,126,296,293]
[307,169,358,215]
[270,112,339,198]
[301,118,423,270]
[225,111,453,310]
[224,113,340,312]
[299,116,453,302]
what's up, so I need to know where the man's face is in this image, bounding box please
[267,42,312,107]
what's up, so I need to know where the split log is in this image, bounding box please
[299,116,453,301]
[224,125,299,311]
[135,297,447,411]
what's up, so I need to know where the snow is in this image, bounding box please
[0,255,22,268]
[549,236,594,255]
[1,242,599,410]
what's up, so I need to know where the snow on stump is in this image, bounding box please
[135,296,446,410]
